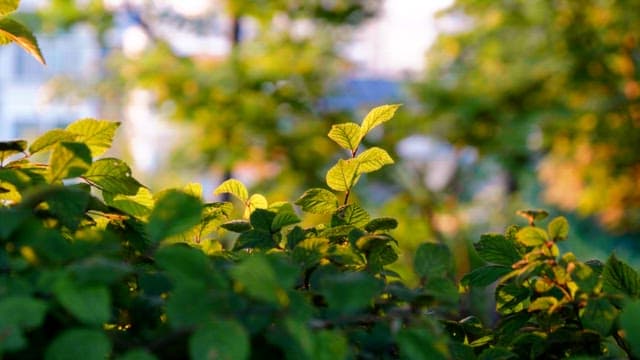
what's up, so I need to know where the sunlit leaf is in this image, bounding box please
[355,147,394,174]
[103,186,154,218]
[326,158,360,192]
[29,129,76,155]
[147,190,202,243]
[0,0,19,17]
[83,158,143,195]
[516,227,548,247]
[48,142,92,182]
[0,18,45,65]
[328,122,362,152]
[65,119,119,158]
[547,216,569,241]
[295,188,338,214]
[360,104,401,137]
[0,140,26,162]
[214,178,248,202]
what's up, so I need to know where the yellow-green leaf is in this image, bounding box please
[547,216,569,241]
[243,193,268,218]
[360,104,401,137]
[0,0,19,17]
[29,129,77,155]
[214,178,248,202]
[516,227,548,247]
[0,17,45,65]
[326,158,360,192]
[48,142,92,183]
[355,147,394,174]
[66,119,120,158]
[328,122,362,152]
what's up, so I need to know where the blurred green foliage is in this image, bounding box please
[414,0,640,232]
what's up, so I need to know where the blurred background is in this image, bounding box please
[1,0,640,292]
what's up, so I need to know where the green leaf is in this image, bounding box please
[528,296,559,313]
[496,282,531,315]
[235,229,273,250]
[83,158,143,195]
[547,216,569,241]
[214,178,248,202]
[0,0,19,17]
[474,233,521,266]
[355,147,394,174]
[295,188,339,214]
[319,271,383,311]
[155,245,216,286]
[293,237,330,269]
[364,217,398,232]
[0,140,27,162]
[189,320,250,360]
[45,329,111,360]
[423,277,460,303]
[53,278,111,325]
[516,209,548,224]
[29,129,77,155]
[360,104,401,137]
[65,119,120,158]
[620,299,640,357]
[332,203,370,227]
[165,283,213,328]
[0,296,47,328]
[147,190,202,243]
[249,208,276,231]
[245,193,268,217]
[328,122,362,152]
[461,265,511,287]
[220,219,252,233]
[0,18,45,65]
[414,242,453,278]
[326,158,360,192]
[516,227,548,247]
[478,347,518,360]
[118,349,158,360]
[103,186,154,218]
[69,258,132,286]
[602,253,640,298]
[44,185,91,230]
[580,298,618,336]
[271,211,300,231]
[396,328,448,360]
[229,254,289,306]
[48,142,92,182]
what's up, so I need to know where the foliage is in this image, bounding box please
[0,0,44,63]
[455,213,640,359]
[0,106,464,359]
[414,0,640,232]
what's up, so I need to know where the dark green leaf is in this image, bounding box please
[43,185,90,230]
[364,217,398,232]
[396,328,448,360]
[603,253,640,298]
[147,190,202,243]
[496,282,531,315]
[234,229,273,250]
[220,219,252,233]
[292,237,329,269]
[53,278,111,325]
[619,299,640,357]
[461,265,511,287]
[478,347,518,360]
[229,254,290,306]
[474,233,521,266]
[414,242,453,278]
[0,296,47,328]
[423,277,459,303]
[69,257,132,286]
[45,329,111,360]
[580,298,618,336]
[249,208,276,231]
[165,283,213,328]
[294,188,339,214]
[118,349,157,360]
[156,245,220,287]
[0,140,27,162]
[271,211,301,231]
[319,272,383,311]
[189,320,250,360]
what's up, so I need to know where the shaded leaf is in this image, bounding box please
[147,190,202,243]
[414,242,453,278]
[474,233,521,266]
[319,272,383,311]
[619,299,640,357]
[602,254,640,298]
[293,237,330,269]
[332,203,370,227]
[0,140,27,162]
[235,229,273,250]
[528,296,559,314]
[364,217,398,232]
[53,278,111,325]
[229,254,291,306]
[580,298,618,336]
[45,329,111,360]
[220,219,252,233]
[271,211,300,231]
[461,265,511,287]
[396,328,448,360]
[190,320,250,360]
